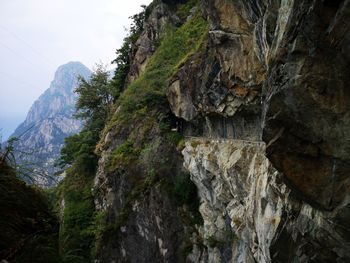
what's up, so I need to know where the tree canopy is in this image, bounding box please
[110,5,147,94]
[59,5,148,172]
[75,64,113,130]
[59,65,113,171]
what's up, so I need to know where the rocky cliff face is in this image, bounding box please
[93,1,206,262]
[183,138,350,262]
[126,2,180,84]
[12,61,91,187]
[94,0,350,262]
[172,0,350,262]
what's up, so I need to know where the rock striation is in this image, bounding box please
[183,138,350,262]
[11,61,91,187]
[169,0,350,262]
[126,2,180,84]
[92,3,196,262]
[94,0,350,262]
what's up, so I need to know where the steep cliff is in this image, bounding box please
[169,0,350,262]
[33,0,350,262]
[11,61,91,187]
[93,0,350,262]
[93,1,206,262]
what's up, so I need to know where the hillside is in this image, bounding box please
[56,0,350,262]
[0,161,60,263]
[1,0,350,262]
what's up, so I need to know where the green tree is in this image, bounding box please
[59,65,113,171]
[75,64,113,131]
[55,66,114,260]
[55,5,151,262]
[110,5,147,94]
[59,130,97,173]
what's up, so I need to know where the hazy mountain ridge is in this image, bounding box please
[11,61,91,187]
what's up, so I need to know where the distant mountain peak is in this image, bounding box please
[54,61,90,77]
[11,61,92,187]
[50,61,91,93]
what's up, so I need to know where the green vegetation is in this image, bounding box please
[2,1,207,263]
[165,130,183,145]
[0,162,61,263]
[176,0,198,21]
[56,168,95,263]
[59,130,98,171]
[190,140,201,148]
[165,173,203,226]
[108,140,141,171]
[75,65,114,128]
[105,11,207,133]
[56,67,113,262]
[98,11,207,254]
[59,65,114,172]
[105,2,207,209]
[53,6,152,262]
[54,2,207,262]
[110,5,147,95]
[0,137,18,166]
[176,138,185,150]
[89,210,108,256]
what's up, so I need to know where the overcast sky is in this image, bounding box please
[0,0,151,141]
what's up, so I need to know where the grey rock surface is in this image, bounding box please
[93,2,194,262]
[183,138,350,262]
[11,61,91,187]
[168,0,350,262]
[94,0,350,262]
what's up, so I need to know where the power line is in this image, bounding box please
[0,71,39,90]
[0,25,57,68]
[0,39,52,73]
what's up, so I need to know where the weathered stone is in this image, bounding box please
[169,0,350,262]
[127,3,179,84]
[262,0,350,210]
[183,138,350,262]
[95,0,350,262]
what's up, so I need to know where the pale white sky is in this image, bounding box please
[0,0,151,140]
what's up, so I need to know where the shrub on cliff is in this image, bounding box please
[0,161,60,263]
[110,5,147,95]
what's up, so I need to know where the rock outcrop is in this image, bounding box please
[92,2,204,262]
[183,138,350,262]
[93,0,350,262]
[11,61,91,187]
[127,2,179,84]
[167,0,350,262]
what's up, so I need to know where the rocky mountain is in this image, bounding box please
[11,61,91,187]
[2,0,344,262]
[89,0,350,262]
